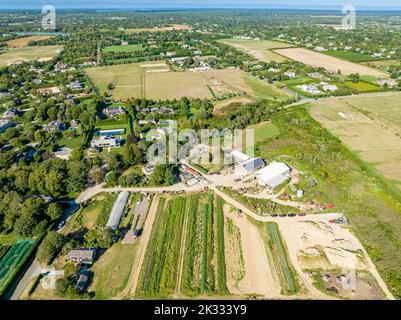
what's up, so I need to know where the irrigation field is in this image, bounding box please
[0,240,35,297]
[136,194,228,298]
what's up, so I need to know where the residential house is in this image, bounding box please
[91,136,120,149]
[102,106,126,118]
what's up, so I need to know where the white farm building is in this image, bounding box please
[106,192,129,230]
[256,161,291,189]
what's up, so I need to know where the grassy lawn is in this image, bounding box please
[248,121,280,143]
[102,44,143,53]
[58,137,81,149]
[91,242,139,299]
[324,50,375,63]
[342,81,380,92]
[244,75,293,101]
[0,232,18,245]
[64,193,118,232]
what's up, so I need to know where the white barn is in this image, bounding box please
[235,157,265,179]
[256,162,291,188]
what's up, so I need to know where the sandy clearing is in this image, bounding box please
[278,218,394,299]
[229,212,281,298]
[274,48,388,77]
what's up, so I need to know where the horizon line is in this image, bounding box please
[1,5,401,11]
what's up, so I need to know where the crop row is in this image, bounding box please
[180,194,202,295]
[200,194,215,293]
[136,197,187,297]
[260,222,298,295]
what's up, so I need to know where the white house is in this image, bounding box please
[256,161,291,188]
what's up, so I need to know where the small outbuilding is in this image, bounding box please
[106,192,129,230]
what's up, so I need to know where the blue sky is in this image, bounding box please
[1,0,400,10]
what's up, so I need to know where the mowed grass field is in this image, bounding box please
[86,62,292,101]
[274,48,388,77]
[91,242,139,299]
[0,45,63,67]
[6,35,55,47]
[220,39,294,63]
[308,92,401,183]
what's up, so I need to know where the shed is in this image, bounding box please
[256,161,291,188]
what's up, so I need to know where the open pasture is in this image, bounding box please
[308,92,401,182]
[221,39,293,63]
[86,62,292,101]
[274,47,388,77]
[0,45,63,67]
[6,35,55,47]
[324,50,375,63]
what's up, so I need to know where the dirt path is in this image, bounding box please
[229,212,281,298]
[115,195,160,298]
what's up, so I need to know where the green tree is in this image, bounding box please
[37,231,65,264]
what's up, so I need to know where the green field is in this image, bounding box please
[342,81,380,93]
[102,44,144,53]
[248,121,280,143]
[220,39,294,63]
[63,193,118,232]
[94,115,131,138]
[324,50,375,62]
[86,62,292,101]
[0,45,63,67]
[91,242,139,299]
[257,222,298,295]
[136,197,186,297]
[0,240,35,296]
[0,232,18,246]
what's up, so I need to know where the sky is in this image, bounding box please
[1,0,401,10]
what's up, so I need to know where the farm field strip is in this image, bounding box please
[6,35,55,47]
[0,240,35,296]
[257,222,298,295]
[136,197,187,297]
[274,47,388,77]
